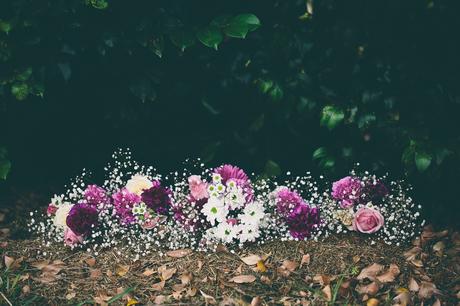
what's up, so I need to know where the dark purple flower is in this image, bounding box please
[361,181,389,203]
[275,187,307,217]
[331,176,362,208]
[172,197,207,231]
[83,184,111,207]
[214,164,254,202]
[286,204,321,240]
[112,188,142,225]
[141,180,172,215]
[66,203,99,236]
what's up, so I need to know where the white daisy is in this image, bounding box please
[201,197,228,226]
[238,223,260,243]
[240,201,265,225]
[215,222,237,243]
[224,187,246,209]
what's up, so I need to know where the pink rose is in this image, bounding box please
[64,228,84,246]
[352,207,384,234]
[141,216,160,230]
[188,175,208,200]
[47,204,58,216]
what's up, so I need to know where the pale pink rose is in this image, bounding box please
[352,207,384,234]
[64,228,84,246]
[226,218,238,226]
[47,204,58,216]
[141,216,160,230]
[188,175,208,200]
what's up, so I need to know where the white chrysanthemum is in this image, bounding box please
[224,187,246,209]
[201,197,228,226]
[240,201,265,225]
[215,222,237,243]
[50,194,65,206]
[126,174,153,195]
[238,223,260,243]
[53,203,74,228]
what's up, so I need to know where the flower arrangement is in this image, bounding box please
[321,167,424,246]
[29,151,422,259]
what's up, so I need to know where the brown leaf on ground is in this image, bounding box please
[90,269,102,279]
[180,272,193,285]
[432,241,445,256]
[240,254,262,265]
[116,264,130,276]
[357,263,384,281]
[251,296,261,306]
[376,264,400,283]
[393,290,411,305]
[418,281,439,300]
[301,254,311,267]
[408,278,419,292]
[313,274,331,286]
[322,285,332,301]
[153,295,166,304]
[85,257,96,267]
[166,249,192,258]
[152,280,165,291]
[5,255,23,270]
[229,274,256,283]
[366,298,379,306]
[403,247,422,261]
[356,282,380,296]
[160,267,176,281]
[22,285,30,294]
[200,290,216,304]
[282,260,298,272]
[142,268,155,277]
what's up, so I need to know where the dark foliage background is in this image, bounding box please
[1,0,459,225]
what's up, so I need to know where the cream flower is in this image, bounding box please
[126,174,153,195]
[53,203,74,228]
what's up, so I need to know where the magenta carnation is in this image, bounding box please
[214,164,254,201]
[141,180,172,215]
[66,203,99,236]
[331,176,362,208]
[83,184,111,207]
[112,188,142,224]
[286,204,321,240]
[361,180,389,203]
[276,187,307,217]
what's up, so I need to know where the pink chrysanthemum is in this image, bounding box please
[112,188,142,225]
[331,176,362,208]
[214,164,254,201]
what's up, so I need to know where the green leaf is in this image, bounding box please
[319,156,335,170]
[147,36,164,58]
[87,0,108,9]
[0,159,11,180]
[224,14,261,39]
[258,79,274,94]
[264,160,281,177]
[170,30,195,52]
[415,151,432,172]
[357,113,376,129]
[320,105,345,130]
[269,84,284,101]
[16,67,33,81]
[11,83,29,101]
[197,26,223,50]
[0,20,12,34]
[312,147,328,160]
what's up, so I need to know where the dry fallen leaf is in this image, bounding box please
[376,264,400,283]
[116,264,130,277]
[357,263,384,281]
[301,254,311,267]
[282,260,298,272]
[229,274,256,283]
[154,295,166,305]
[166,249,192,258]
[142,268,155,277]
[180,272,193,285]
[356,282,380,296]
[85,257,96,267]
[393,290,410,305]
[66,292,76,300]
[251,296,261,306]
[5,256,23,270]
[408,278,419,292]
[432,241,445,256]
[200,290,216,304]
[366,298,379,306]
[186,287,197,297]
[322,285,332,301]
[152,280,165,291]
[418,281,438,300]
[161,267,176,281]
[90,269,102,279]
[256,260,267,273]
[22,285,30,294]
[241,254,262,265]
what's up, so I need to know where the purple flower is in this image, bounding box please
[141,180,172,215]
[66,203,99,236]
[112,188,142,225]
[83,185,111,207]
[331,176,362,208]
[214,164,254,201]
[172,197,207,231]
[286,204,321,240]
[275,187,307,217]
[361,181,389,203]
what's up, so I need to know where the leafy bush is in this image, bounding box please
[1,0,459,224]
